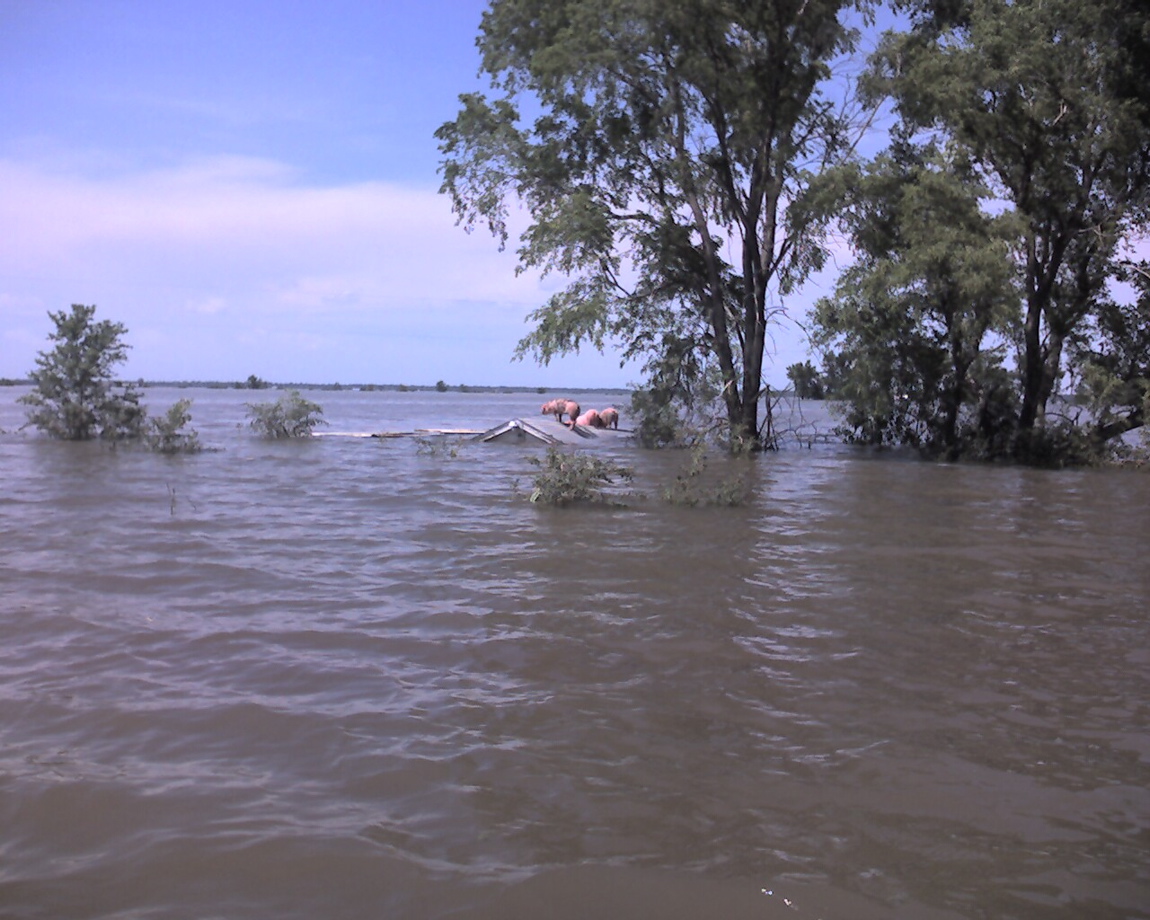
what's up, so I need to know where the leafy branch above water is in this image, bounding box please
[524,445,750,508]
[661,446,750,507]
[526,448,634,507]
[144,398,203,454]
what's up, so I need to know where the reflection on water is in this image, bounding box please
[1,387,1148,919]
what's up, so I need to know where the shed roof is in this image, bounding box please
[476,417,629,445]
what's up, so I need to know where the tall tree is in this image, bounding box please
[437,0,869,447]
[872,0,1150,452]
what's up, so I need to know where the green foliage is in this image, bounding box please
[808,0,1150,463]
[627,332,748,449]
[438,0,868,448]
[786,362,826,400]
[809,0,1150,464]
[435,380,448,393]
[662,446,749,507]
[630,387,686,450]
[527,447,633,507]
[813,139,1022,459]
[1071,260,1149,446]
[144,399,202,454]
[20,304,146,441]
[414,436,463,459]
[871,0,1150,438]
[245,391,327,439]
[629,337,701,448]
[244,374,270,389]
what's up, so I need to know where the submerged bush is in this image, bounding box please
[245,390,327,438]
[527,447,634,506]
[662,445,750,507]
[144,399,202,454]
[414,435,463,458]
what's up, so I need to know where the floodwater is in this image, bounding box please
[1,386,1147,920]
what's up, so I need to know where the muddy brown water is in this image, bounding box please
[1,388,1147,919]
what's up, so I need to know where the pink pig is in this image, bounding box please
[575,408,604,429]
[542,399,580,427]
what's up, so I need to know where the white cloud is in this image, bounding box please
[0,155,534,304]
[187,295,228,315]
[0,155,614,384]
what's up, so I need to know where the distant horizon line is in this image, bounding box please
[0,377,636,395]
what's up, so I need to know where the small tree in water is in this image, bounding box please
[21,304,145,440]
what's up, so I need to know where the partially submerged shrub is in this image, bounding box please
[414,435,463,458]
[662,445,750,507]
[245,390,327,438]
[1011,418,1107,468]
[144,398,202,454]
[527,447,634,506]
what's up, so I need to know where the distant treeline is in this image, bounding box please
[0,375,632,396]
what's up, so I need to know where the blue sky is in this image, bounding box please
[1,0,830,388]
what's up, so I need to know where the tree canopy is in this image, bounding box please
[438,0,871,448]
[1072,260,1150,447]
[814,0,1150,461]
[812,137,1019,458]
[785,360,825,399]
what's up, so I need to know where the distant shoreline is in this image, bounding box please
[0,378,634,395]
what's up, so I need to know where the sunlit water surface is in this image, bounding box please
[1,387,1147,919]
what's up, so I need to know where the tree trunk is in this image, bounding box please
[1035,330,1066,426]
[734,392,759,448]
[1018,292,1046,431]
